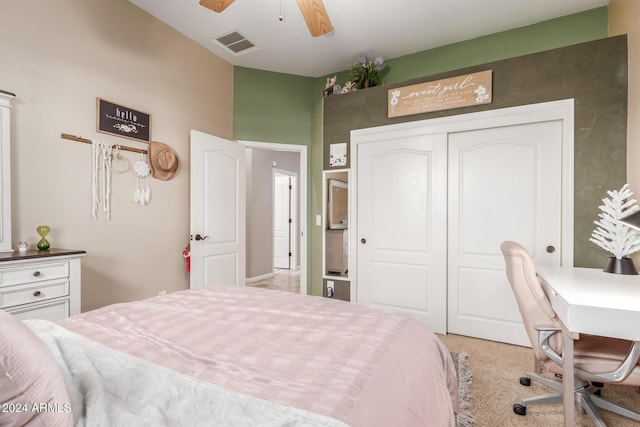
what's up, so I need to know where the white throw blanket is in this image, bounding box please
[26,320,348,427]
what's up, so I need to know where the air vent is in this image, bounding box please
[213,31,256,55]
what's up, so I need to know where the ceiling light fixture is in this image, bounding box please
[199,0,332,37]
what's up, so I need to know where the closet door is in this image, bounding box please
[447,120,562,346]
[356,134,447,333]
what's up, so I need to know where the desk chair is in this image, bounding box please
[500,241,640,426]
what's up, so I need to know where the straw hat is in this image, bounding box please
[149,141,178,180]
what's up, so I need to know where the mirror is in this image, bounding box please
[323,170,349,279]
[328,179,348,229]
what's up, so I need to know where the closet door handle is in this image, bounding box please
[546,245,556,253]
[360,238,367,244]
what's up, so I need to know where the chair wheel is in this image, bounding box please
[519,377,531,386]
[513,403,527,416]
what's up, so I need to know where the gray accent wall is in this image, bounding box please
[323,36,628,269]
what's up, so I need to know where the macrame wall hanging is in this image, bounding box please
[91,139,119,220]
[90,139,138,220]
[91,139,114,220]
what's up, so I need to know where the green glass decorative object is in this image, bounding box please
[36,225,51,251]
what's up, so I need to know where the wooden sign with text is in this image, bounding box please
[388,70,492,118]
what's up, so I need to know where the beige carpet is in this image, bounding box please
[439,334,640,426]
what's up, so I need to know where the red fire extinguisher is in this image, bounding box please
[183,243,190,273]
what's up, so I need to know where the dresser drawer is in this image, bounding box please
[0,280,69,309]
[7,299,70,322]
[0,262,69,287]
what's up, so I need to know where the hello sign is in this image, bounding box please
[388,70,492,118]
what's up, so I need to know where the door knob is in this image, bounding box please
[546,245,556,253]
[360,238,367,244]
[192,234,209,241]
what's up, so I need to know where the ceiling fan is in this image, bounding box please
[199,0,333,37]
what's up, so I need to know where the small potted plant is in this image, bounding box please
[590,184,640,274]
[349,53,387,89]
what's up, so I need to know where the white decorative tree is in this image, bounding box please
[590,184,640,259]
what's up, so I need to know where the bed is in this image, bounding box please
[1,286,459,426]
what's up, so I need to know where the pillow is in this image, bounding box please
[0,311,73,427]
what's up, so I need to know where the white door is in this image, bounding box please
[273,173,291,269]
[190,130,246,288]
[356,134,448,334]
[447,121,562,346]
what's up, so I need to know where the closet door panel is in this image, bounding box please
[371,262,429,311]
[447,120,562,346]
[356,134,447,334]
[458,143,537,253]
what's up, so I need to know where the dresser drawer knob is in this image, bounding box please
[33,290,42,297]
[33,271,41,277]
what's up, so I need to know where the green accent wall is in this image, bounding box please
[233,67,315,145]
[233,8,610,296]
[314,7,608,95]
[383,7,608,85]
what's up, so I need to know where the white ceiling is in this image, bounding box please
[128,0,609,78]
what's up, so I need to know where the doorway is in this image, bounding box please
[189,134,307,294]
[241,141,307,295]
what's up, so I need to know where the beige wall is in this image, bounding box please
[609,1,637,182]
[0,0,233,311]
[609,0,640,265]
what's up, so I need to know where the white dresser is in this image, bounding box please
[0,249,85,321]
[326,229,348,275]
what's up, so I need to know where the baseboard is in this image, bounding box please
[246,272,275,283]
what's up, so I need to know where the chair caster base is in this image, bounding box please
[513,403,527,416]
[519,377,531,386]
[592,381,604,397]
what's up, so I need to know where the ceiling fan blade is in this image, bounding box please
[199,0,235,13]
[296,0,333,37]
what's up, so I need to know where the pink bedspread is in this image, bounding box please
[58,286,458,426]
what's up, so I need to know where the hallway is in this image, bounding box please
[247,269,300,293]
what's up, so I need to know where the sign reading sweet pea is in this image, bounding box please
[388,70,492,118]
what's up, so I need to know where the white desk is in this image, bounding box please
[536,265,640,426]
